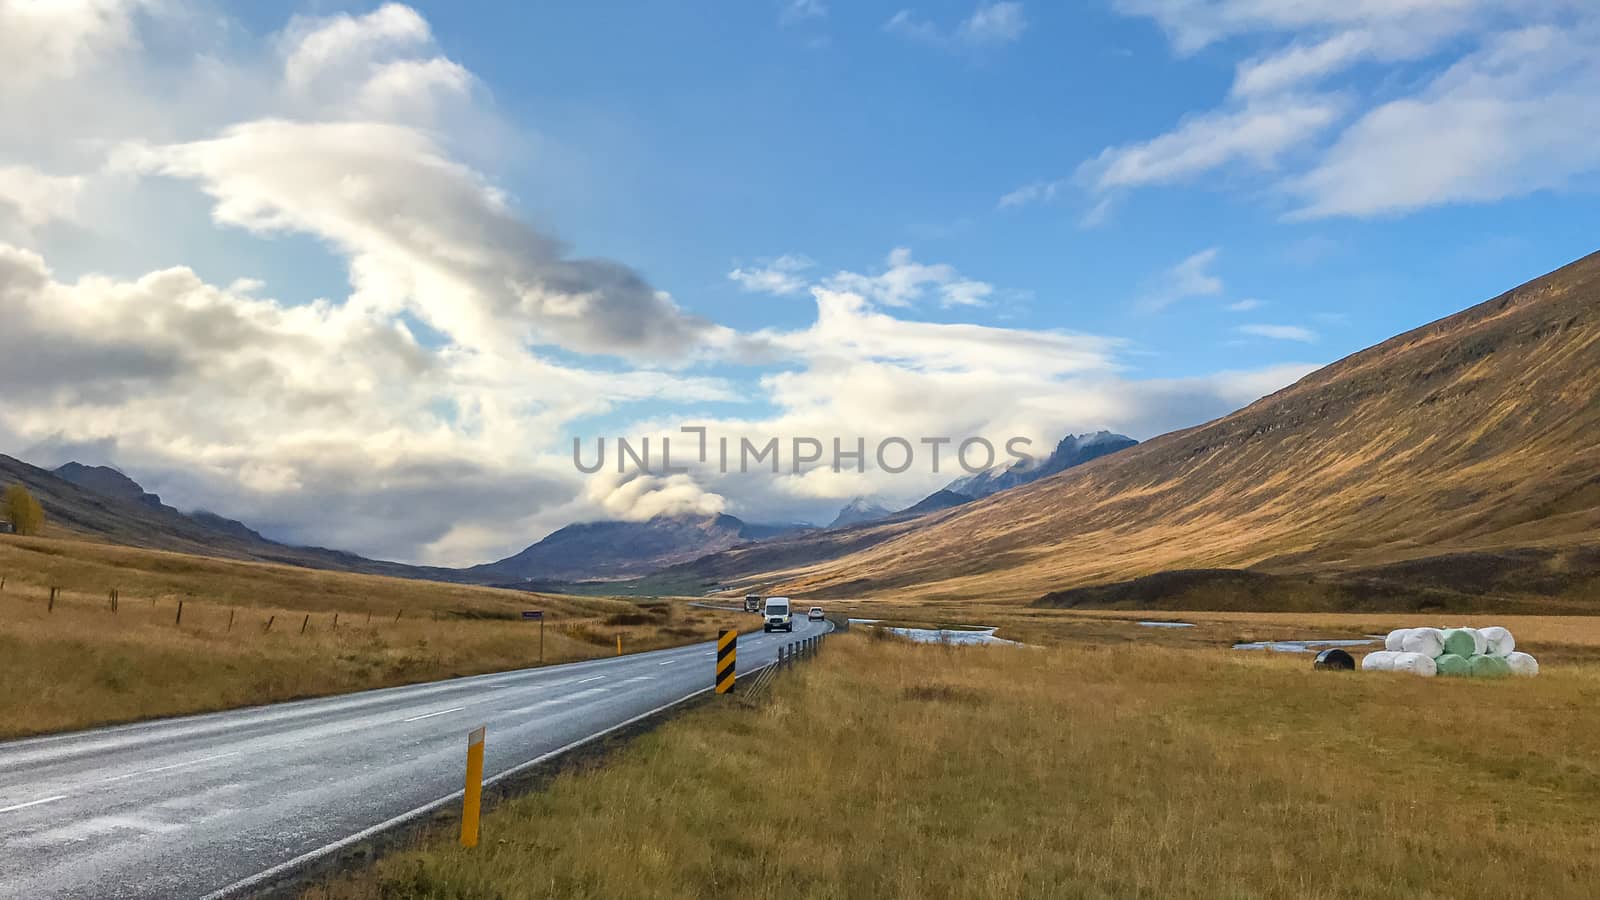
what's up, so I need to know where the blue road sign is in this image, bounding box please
[522,610,543,620]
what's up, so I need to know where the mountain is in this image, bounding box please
[828,498,894,529]
[895,489,972,518]
[819,435,1136,533]
[754,250,1600,608]
[464,514,807,583]
[945,431,1137,499]
[0,454,448,580]
[52,463,165,508]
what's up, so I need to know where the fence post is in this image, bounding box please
[300,614,310,635]
[333,612,339,630]
[48,587,57,613]
[716,629,737,694]
[227,609,235,632]
[395,610,403,623]
[460,725,486,848]
[175,600,184,626]
[264,615,275,633]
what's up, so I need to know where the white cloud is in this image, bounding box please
[1080,96,1343,192]
[1021,2,1600,217]
[887,2,1027,50]
[1225,298,1264,312]
[824,247,994,308]
[0,2,1338,563]
[728,254,815,296]
[0,241,737,563]
[1113,0,1509,56]
[1230,31,1378,97]
[1288,24,1600,218]
[958,2,1028,45]
[780,0,827,26]
[125,119,719,361]
[0,0,143,89]
[1239,323,1319,342]
[998,178,1067,209]
[0,166,84,236]
[584,470,727,522]
[1141,247,1224,312]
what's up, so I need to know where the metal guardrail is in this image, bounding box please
[740,631,828,702]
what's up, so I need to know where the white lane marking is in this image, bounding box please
[657,659,678,666]
[575,675,606,684]
[499,687,610,717]
[0,795,67,815]
[195,632,848,899]
[99,751,241,785]
[402,706,466,723]
[192,663,778,900]
[620,676,653,684]
[554,687,610,704]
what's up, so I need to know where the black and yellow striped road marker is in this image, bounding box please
[716,629,737,694]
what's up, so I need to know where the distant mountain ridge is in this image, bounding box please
[0,454,447,580]
[945,431,1137,499]
[828,498,894,529]
[464,514,810,583]
[53,463,165,509]
[819,432,1138,531]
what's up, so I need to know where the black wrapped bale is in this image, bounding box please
[1313,648,1355,671]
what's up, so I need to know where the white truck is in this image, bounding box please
[762,596,793,633]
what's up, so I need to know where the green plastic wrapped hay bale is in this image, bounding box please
[1467,654,1511,679]
[1434,653,1470,677]
[1443,628,1480,658]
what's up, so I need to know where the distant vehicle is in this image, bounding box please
[744,594,761,613]
[808,606,825,621]
[763,596,793,633]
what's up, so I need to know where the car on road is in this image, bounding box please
[744,593,762,613]
[763,596,793,632]
[808,606,825,621]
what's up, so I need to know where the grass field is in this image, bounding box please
[811,599,1600,663]
[307,628,1600,900]
[0,534,747,738]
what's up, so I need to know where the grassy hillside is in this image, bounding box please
[0,454,450,579]
[0,534,746,738]
[757,250,1600,604]
[307,630,1600,899]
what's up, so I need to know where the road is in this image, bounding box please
[0,616,830,899]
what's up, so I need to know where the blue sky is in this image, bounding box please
[1,1,1596,564]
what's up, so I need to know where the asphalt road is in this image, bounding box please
[0,616,830,899]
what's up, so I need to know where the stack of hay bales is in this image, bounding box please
[1361,626,1538,678]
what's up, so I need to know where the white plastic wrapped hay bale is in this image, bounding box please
[1505,651,1540,677]
[1362,651,1399,672]
[1400,627,1445,658]
[1390,652,1438,677]
[1479,626,1516,657]
[1384,629,1412,652]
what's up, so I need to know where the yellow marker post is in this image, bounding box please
[617,633,623,656]
[716,629,737,694]
[461,725,486,848]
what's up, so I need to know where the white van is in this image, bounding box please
[763,596,793,633]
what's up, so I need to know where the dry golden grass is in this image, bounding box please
[750,254,1600,604]
[306,632,1600,899]
[810,599,1600,662]
[0,535,747,738]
